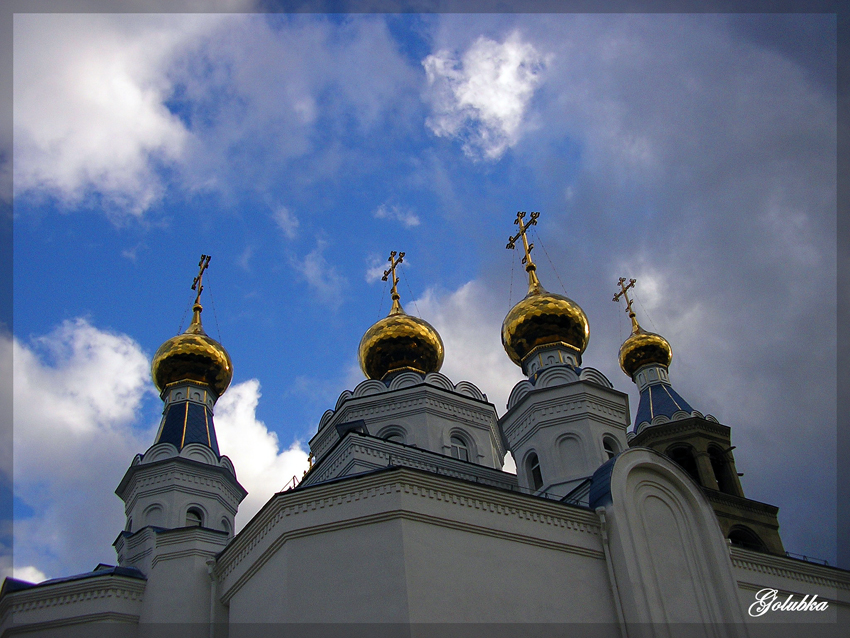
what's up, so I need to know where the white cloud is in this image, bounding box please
[9,319,309,579]
[373,203,420,228]
[214,380,309,528]
[272,205,299,239]
[10,320,154,579]
[365,252,410,284]
[414,281,525,416]
[12,14,230,215]
[423,31,548,160]
[294,239,346,309]
[11,566,48,585]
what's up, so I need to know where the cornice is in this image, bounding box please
[0,577,145,616]
[730,547,850,592]
[630,417,731,447]
[216,467,601,600]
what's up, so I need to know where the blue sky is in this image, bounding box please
[3,11,838,581]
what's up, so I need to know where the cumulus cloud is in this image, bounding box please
[10,320,154,579]
[423,31,548,160]
[12,14,228,215]
[373,203,420,228]
[414,281,524,416]
[214,380,309,527]
[9,319,309,579]
[293,239,346,309]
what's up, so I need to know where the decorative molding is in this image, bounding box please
[731,548,850,592]
[1,579,145,614]
[216,468,601,595]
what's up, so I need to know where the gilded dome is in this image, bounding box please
[151,305,233,397]
[359,301,444,380]
[502,286,590,367]
[618,327,672,379]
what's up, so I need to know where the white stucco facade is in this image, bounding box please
[2,362,848,637]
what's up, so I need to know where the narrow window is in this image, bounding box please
[603,437,619,461]
[708,446,735,494]
[385,433,404,444]
[186,508,203,527]
[527,453,543,491]
[450,435,469,462]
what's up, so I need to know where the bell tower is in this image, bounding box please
[113,255,246,624]
[498,213,630,499]
[615,277,784,554]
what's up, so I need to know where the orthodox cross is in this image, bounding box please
[192,254,211,306]
[506,211,542,291]
[382,251,405,313]
[613,277,640,332]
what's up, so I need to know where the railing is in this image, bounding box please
[784,551,829,566]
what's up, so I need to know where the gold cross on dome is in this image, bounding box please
[191,254,211,306]
[613,277,640,332]
[382,251,405,313]
[506,211,541,292]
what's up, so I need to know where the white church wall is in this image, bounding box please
[596,448,748,631]
[730,548,850,624]
[218,467,617,624]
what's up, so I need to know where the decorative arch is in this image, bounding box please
[185,504,207,528]
[524,450,544,492]
[448,428,476,463]
[556,433,585,474]
[593,448,748,627]
[376,425,408,445]
[535,365,579,389]
[602,435,621,461]
[707,445,736,494]
[665,444,701,485]
[221,517,232,536]
[143,503,165,527]
[728,525,767,552]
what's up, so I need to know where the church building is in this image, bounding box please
[1,214,848,636]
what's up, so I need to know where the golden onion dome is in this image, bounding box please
[502,284,590,367]
[151,304,233,397]
[358,298,444,381]
[618,327,672,379]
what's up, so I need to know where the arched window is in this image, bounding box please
[708,446,736,494]
[728,526,767,552]
[526,452,543,491]
[186,507,204,527]
[221,518,232,535]
[603,437,619,461]
[378,427,406,445]
[450,435,469,462]
[125,518,133,532]
[666,445,700,484]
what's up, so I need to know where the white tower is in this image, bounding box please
[497,213,630,499]
[113,255,246,624]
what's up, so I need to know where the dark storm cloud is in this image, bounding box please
[435,13,836,560]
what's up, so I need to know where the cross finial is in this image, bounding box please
[506,211,541,293]
[382,251,405,315]
[192,254,211,308]
[613,277,640,333]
